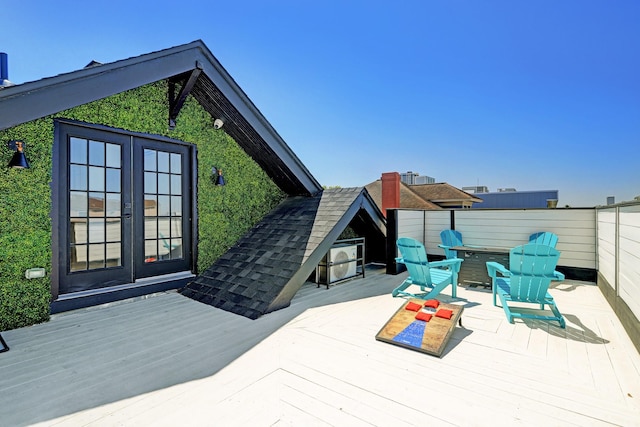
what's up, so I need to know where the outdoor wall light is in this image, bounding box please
[212,166,226,186]
[7,140,30,168]
[213,118,224,130]
[25,268,46,279]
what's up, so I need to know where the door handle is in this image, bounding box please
[123,202,132,219]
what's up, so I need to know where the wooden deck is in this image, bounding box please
[1,267,639,426]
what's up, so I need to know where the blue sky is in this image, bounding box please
[3,0,638,207]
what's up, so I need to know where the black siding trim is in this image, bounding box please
[386,209,401,274]
[50,277,191,314]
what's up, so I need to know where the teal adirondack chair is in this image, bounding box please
[393,237,463,299]
[486,243,566,328]
[439,229,481,259]
[527,232,565,281]
[529,231,558,248]
[438,229,463,259]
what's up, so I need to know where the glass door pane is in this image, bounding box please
[142,148,184,263]
[55,122,132,295]
[69,139,123,272]
[134,138,191,278]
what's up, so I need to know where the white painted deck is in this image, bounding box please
[1,267,639,426]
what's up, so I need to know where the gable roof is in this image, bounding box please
[181,187,386,319]
[365,180,442,210]
[0,40,320,196]
[409,182,483,205]
[364,180,482,210]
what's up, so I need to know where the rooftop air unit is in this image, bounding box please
[318,244,358,284]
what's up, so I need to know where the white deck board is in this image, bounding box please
[1,268,639,426]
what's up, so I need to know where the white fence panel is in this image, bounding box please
[397,210,425,243]
[393,208,597,269]
[451,209,596,269]
[396,210,424,260]
[424,210,451,255]
[618,205,640,319]
[597,209,617,290]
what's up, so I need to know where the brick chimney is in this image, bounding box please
[381,172,400,217]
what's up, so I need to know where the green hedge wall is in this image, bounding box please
[0,81,285,331]
[0,118,54,330]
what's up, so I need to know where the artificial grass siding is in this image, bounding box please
[0,81,285,330]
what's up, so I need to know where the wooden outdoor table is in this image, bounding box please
[375,298,463,357]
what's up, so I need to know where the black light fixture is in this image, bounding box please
[212,166,226,186]
[7,140,30,169]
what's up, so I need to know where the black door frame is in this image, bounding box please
[51,119,197,301]
[132,136,193,278]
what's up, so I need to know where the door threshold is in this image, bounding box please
[51,271,195,313]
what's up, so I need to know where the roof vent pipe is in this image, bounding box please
[1,53,14,87]
[1,53,8,80]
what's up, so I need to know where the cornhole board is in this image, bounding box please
[375,299,463,357]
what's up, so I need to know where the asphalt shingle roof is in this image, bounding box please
[181,188,380,319]
[364,180,482,210]
[365,180,441,210]
[409,183,482,202]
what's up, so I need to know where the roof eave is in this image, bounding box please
[431,198,482,203]
[0,41,206,130]
[0,40,322,196]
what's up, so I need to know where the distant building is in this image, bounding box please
[400,171,435,185]
[607,196,615,205]
[470,189,559,209]
[462,185,489,194]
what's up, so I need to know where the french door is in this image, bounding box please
[53,121,193,296]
